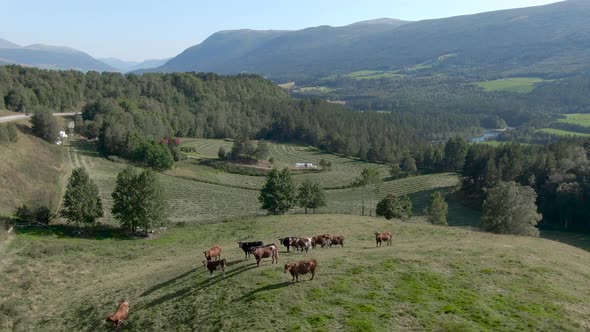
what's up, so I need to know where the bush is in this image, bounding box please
[376,194,412,221]
[0,124,18,143]
[14,204,56,225]
[428,191,448,226]
[31,108,58,143]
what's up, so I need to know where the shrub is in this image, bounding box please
[376,194,412,221]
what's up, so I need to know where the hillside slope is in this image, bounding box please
[0,123,66,216]
[1,215,589,331]
[148,1,590,79]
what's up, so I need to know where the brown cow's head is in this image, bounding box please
[284,263,293,273]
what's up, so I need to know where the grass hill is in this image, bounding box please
[145,1,590,79]
[0,38,117,72]
[1,123,590,331]
[0,122,67,216]
[2,215,590,331]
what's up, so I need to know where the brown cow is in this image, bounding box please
[329,235,344,247]
[203,245,222,261]
[290,237,312,253]
[311,234,332,249]
[250,245,278,267]
[284,259,318,282]
[375,231,393,247]
[202,258,227,277]
[105,300,129,329]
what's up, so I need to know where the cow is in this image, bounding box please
[279,237,298,252]
[238,241,263,259]
[329,235,344,247]
[375,231,393,247]
[250,245,279,267]
[105,300,129,329]
[284,259,318,282]
[311,234,332,249]
[202,258,227,277]
[203,245,222,261]
[292,237,312,253]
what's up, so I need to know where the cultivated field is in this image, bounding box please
[557,113,590,127]
[174,139,390,189]
[2,215,590,331]
[474,77,546,93]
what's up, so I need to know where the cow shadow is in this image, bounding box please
[234,281,291,302]
[139,262,259,309]
[140,267,199,297]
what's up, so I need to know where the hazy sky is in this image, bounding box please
[1,0,562,61]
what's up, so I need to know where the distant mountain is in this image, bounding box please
[99,57,172,72]
[0,39,117,72]
[0,38,20,49]
[99,58,141,71]
[143,1,590,79]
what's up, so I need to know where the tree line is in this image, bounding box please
[0,65,508,166]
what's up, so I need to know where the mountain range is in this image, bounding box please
[0,39,169,72]
[0,39,117,72]
[2,1,590,79]
[139,0,590,79]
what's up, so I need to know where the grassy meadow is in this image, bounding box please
[557,113,590,127]
[2,215,590,331]
[0,123,67,216]
[536,128,590,137]
[2,128,590,331]
[474,77,546,93]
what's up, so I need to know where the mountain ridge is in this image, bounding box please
[0,38,117,72]
[140,1,590,79]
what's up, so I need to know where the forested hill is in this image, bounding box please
[1,66,454,163]
[143,1,590,80]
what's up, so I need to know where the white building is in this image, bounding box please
[295,163,317,168]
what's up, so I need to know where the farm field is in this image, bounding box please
[557,113,590,127]
[2,214,590,331]
[65,139,262,225]
[536,128,590,137]
[474,77,546,93]
[176,139,390,189]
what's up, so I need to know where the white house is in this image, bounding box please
[295,163,317,168]
[59,131,68,138]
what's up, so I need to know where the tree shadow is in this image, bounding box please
[14,223,133,240]
[69,138,103,158]
[234,281,291,302]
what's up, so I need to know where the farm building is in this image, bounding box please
[295,163,317,168]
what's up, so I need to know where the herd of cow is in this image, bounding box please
[105,231,394,329]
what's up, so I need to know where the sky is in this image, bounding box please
[1,0,562,61]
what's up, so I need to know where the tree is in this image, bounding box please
[143,141,174,170]
[111,167,167,234]
[376,194,413,221]
[217,146,226,159]
[402,157,417,174]
[259,168,296,215]
[297,179,327,214]
[31,108,58,143]
[230,136,256,162]
[353,167,382,216]
[61,167,103,226]
[389,163,401,179]
[444,136,468,171]
[481,181,541,237]
[427,191,448,226]
[254,140,270,161]
[14,204,56,225]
